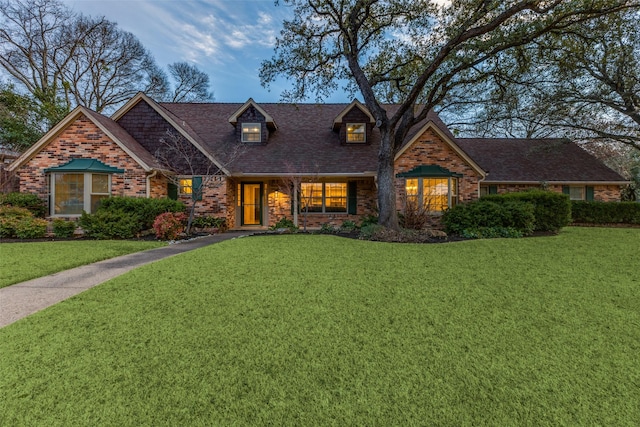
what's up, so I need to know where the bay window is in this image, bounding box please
[51,173,111,215]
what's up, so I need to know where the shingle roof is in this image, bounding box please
[158,102,449,175]
[456,138,627,183]
[84,109,164,170]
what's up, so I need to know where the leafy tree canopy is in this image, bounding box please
[261,0,638,229]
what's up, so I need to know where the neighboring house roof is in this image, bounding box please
[456,138,628,183]
[8,106,162,172]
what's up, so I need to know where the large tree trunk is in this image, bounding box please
[377,129,400,230]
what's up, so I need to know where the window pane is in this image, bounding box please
[91,195,108,212]
[301,183,323,212]
[54,173,84,215]
[423,178,449,211]
[180,178,192,195]
[569,186,584,200]
[92,174,109,194]
[242,123,261,142]
[346,123,366,142]
[325,183,347,212]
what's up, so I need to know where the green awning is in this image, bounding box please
[44,158,124,173]
[396,164,463,178]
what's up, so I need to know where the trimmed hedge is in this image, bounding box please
[442,200,536,237]
[79,197,186,239]
[0,192,47,217]
[571,201,640,224]
[97,197,185,229]
[481,190,571,232]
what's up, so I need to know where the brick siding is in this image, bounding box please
[394,127,481,211]
[486,183,622,201]
[17,114,149,213]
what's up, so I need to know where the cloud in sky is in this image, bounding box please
[63,0,300,102]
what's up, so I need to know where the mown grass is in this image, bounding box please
[1,227,639,425]
[0,240,165,288]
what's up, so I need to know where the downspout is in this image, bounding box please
[146,170,158,198]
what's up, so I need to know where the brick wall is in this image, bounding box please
[265,178,377,229]
[394,127,481,210]
[487,183,622,201]
[17,114,149,212]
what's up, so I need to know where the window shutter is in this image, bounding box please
[348,181,358,214]
[586,186,594,201]
[489,185,498,194]
[192,176,203,201]
[168,182,178,200]
[562,186,570,195]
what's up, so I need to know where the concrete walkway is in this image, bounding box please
[0,231,248,328]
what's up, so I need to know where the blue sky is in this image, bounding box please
[63,0,352,103]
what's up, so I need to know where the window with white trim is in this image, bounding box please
[405,177,458,212]
[241,123,261,142]
[51,173,111,215]
[346,123,366,143]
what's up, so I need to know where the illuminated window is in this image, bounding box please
[242,123,261,142]
[301,182,347,213]
[405,177,458,212]
[179,177,203,200]
[51,173,111,215]
[346,123,366,143]
[179,178,193,195]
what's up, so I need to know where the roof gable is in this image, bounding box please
[332,99,375,131]
[228,98,277,130]
[114,92,230,175]
[8,106,158,172]
[395,120,486,178]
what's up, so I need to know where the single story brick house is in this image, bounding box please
[7,92,628,229]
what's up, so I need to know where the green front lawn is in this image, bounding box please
[1,227,639,425]
[0,240,165,288]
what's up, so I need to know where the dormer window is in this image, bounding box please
[242,123,261,143]
[346,123,366,143]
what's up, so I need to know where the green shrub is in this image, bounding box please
[97,197,185,230]
[571,201,640,224]
[79,210,140,239]
[481,190,570,232]
[359,214,378,228]
[153,212,187,240]
[339,220,358,232]
[14,217,48,239]
[0,192,47,217]
[0,206,35,238]
[319,223,336,234]
[359,224,386,240]
[52,218,77,238]
[269,217,298,231]
[442,200,535,237]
